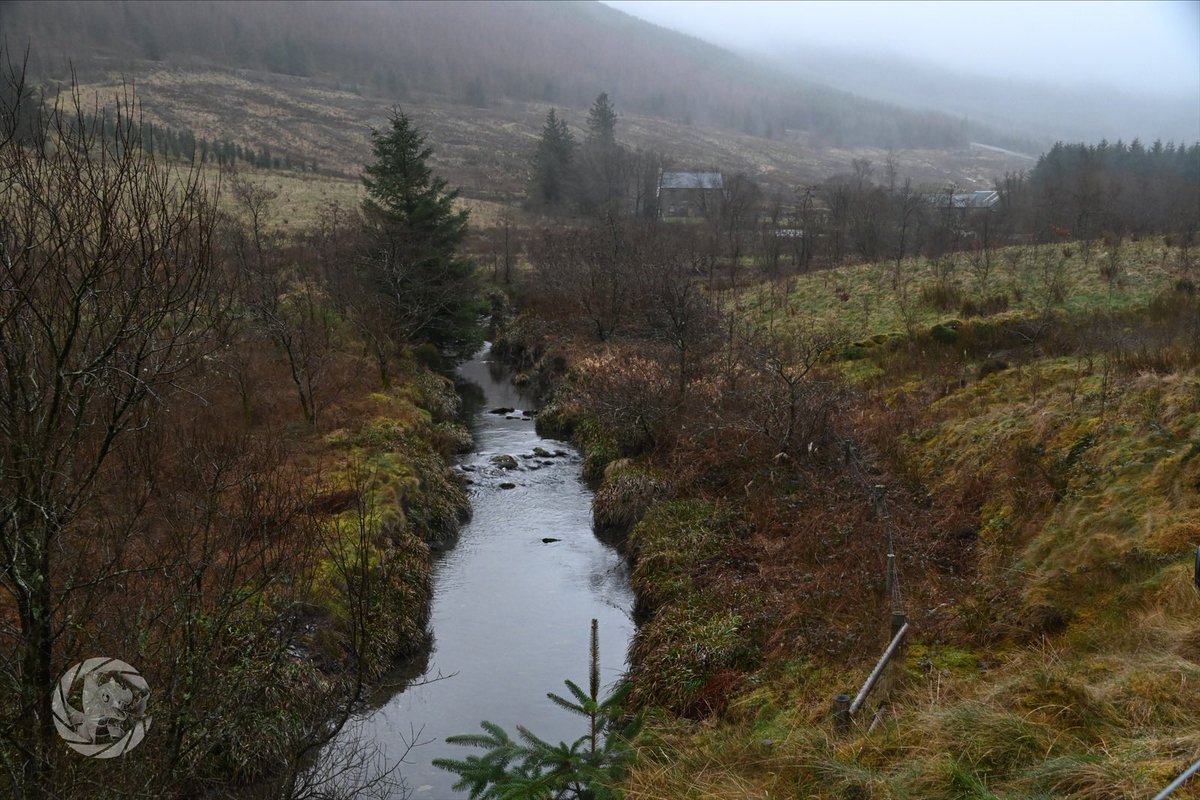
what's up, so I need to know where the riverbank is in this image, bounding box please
[494,240,1200,799]
[323,344,635,797]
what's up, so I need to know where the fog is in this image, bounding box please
[603,1,1198,95]
[603,0,1200,145]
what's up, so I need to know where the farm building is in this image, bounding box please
[658,171,723,218]
[945,190,1000,212]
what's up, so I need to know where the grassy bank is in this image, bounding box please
[507,238,1199,799]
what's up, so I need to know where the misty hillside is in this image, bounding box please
[761,44,1200,149]
[3,0,1005,151]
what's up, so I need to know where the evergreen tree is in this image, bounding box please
[435,620,641,799]
[579,92,624,215]
[362,108,482,357]
[585,92,617,146]
[529,108,575,208]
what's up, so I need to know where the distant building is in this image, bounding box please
[943,190,1000,212]
[924,189,1001,240]
[658,171,723,218]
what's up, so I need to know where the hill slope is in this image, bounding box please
[1,0,1037,229]
[5,0,996,150]
[761,44,1200,150]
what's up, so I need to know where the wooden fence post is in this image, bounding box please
[871,484,886,520]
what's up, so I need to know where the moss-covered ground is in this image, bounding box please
[300,354,470,671]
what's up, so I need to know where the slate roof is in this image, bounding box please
[659,171,724,190]
[949,190,1000,209]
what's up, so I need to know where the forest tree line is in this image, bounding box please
[517,92,1200,285]
[56,104,322,172]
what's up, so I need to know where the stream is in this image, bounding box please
[329,344,635,798]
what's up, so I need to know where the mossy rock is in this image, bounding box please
[490,454,519,470]
[930,320,962,345]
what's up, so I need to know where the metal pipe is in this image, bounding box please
[849,622,909,716]
[1154,757,1200,800]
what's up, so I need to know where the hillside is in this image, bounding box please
[4,2,1199,798]
[2,0,989,149]
[501,232,1200,799]
[623,242,1200,799]
[0,0,1036,210]
[42,63,1031,239]
[761,43,1200,150]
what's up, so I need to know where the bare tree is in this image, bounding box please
[628,148,668,220]
[717,173,761,287]
[229,174,338,425]
[305,201,402,390]
[733,317,847,460]
[891,177,923,289]
[636,237,719,400]
[755,189,787,276]
[531,218,632,342]
[793,185,818,271]
[0,80,223,797]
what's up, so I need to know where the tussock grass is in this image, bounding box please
[305,358,469,666]
[627,501,733,611]
[627,633,1200,799]
[593,460,673,538]
[618,243,1200,799]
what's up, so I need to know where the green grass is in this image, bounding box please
[306,359,468,667]
[620,242,1200,800]
[744,240,1186,339]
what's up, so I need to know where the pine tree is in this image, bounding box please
[435,619,642,799]
[579,93,624,215]
[362,108,482,357]
[529,108,575,208]
[586,92,617,146]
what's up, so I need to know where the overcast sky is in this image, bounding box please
[601,0,1200,96]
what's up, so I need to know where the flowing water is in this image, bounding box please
[333,345,635,798]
